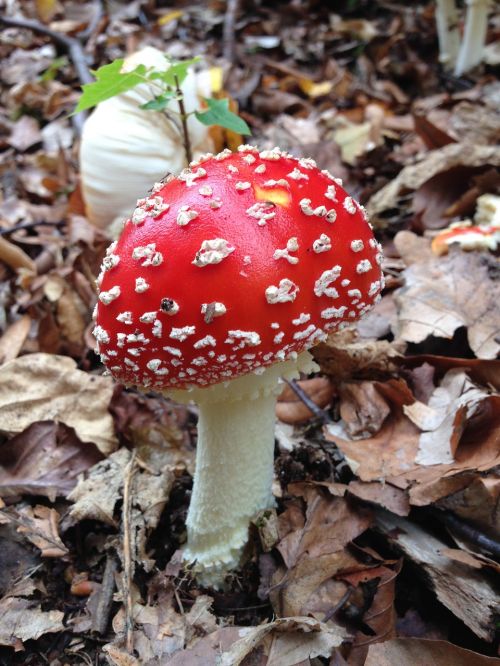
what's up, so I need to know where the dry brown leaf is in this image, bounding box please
[366,143,500,226]
[68,448,130,527]
[347,481,410,517]
[276,377,335,424]
[0,315,31,364]
[365,637,500,666]
[325,394,420,484]
[8,115,42,151]
[218,617,347,666]
[69,445,174,568]
[338,380,406,439]
[278,484,372,568]
[375,511,499,641]
[0,596,64,648]
[437,477,500,530]
[11,505,68,557]
[341,561,400,665]
[0,235,36,273]
[393,233,500,359]
[405,370,498,465]
[0,421,104,500]
[313,328,404,383]
[401,354,500,392]
[0,353,117,454]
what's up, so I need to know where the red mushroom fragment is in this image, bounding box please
[94,146,384,587]
[431,221,500,256]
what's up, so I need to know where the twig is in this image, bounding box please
[284,378,332,424]
[222,0,240,63]
[122,450,137,654]
[433,509,500,560]
[322,587,354,623]
[0,220,63,236]
[174,75,193,165]
[91,553,118,635]
[0,15,92,85]
[0,15,92,134]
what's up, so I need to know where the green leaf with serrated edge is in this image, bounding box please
[140,92,176,111]
[195,98,251,135]
[72,59,148,114]
[148,56,200,88]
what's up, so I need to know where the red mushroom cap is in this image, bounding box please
[94,146,384,390]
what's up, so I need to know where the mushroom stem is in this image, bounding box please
[175,351,317,587]
[454,0,491,76]
[435,0,460,68]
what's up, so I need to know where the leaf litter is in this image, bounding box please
[0,0,499,664]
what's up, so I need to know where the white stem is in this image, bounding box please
[435,0,460,68]
[172,352,317,587]
[184,386,277,583]
[455,0,491,76]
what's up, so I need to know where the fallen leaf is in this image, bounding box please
[0,353,117,454]
[0,315,31,364]
[8,115,42,151]
[0,421,104,500]
[12,504,68,557]
[404,370,498,465]
[0,597,64,648]
[393,233,500,359]
[347,481,410,517]
[313,328,404,384]
[365,637,500,666]
[276,377,335,424]
[367,143,500,227]
[0,236,36,273]
[219,616,347,666]
[68,448,130,527]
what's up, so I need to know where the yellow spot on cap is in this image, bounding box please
[254,186,290,207]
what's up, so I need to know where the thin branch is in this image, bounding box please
[284,378,332,424]
[174,75,193,165]
[0,15,92,134]
[122,450,137,653]
[223,0,240,63]
[0,220,63,236]
[0,15,92,85]
[91,553,117,635]
[434,509,500,560]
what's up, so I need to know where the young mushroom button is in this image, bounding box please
[94,146,384,587]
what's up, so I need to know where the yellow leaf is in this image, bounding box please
[298,78,332,99]
[35,0,59,22]
[209,67,224,94]
[157,10,183,26]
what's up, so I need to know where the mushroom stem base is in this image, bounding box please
[179,351,317,587]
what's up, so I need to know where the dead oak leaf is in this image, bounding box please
[404,369,498,465]
[393,233,500,359]
[0,421,104,500]
[0,353,117,454]
[365,638,500,666]
[0,597,64,648]
[6,505,68,558]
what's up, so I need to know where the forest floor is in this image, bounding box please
[0,1,499,664]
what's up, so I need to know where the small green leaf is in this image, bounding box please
[140,92,176,111]
[195,98,251,135]
[40,56,68,82]
[73,59,147,114]
[148,56,200,88]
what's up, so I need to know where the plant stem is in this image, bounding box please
[184,385,277,587]
[174,74,193,165]
[455,0,491,76]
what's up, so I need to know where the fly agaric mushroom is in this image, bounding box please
[93,146,384,587]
